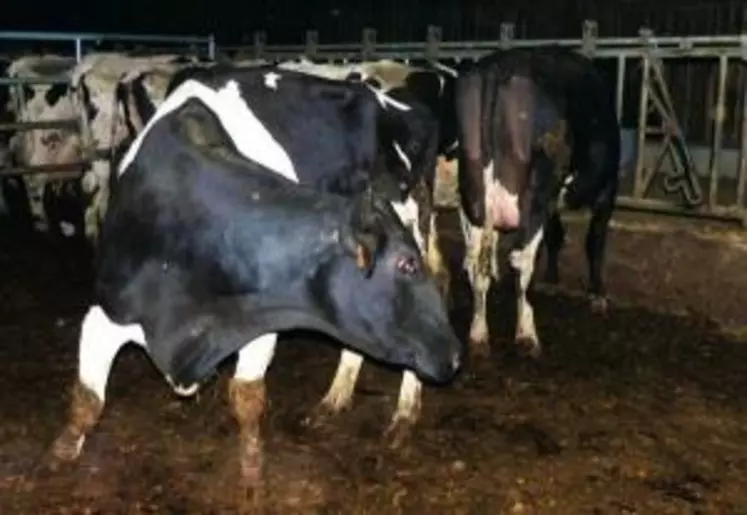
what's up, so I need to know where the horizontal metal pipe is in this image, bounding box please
[0,30,212,44]
[0,119,79,131]
[0,162,88,176]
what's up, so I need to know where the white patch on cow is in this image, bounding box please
[391,196,424,252]
[558,174,574,209]
[59,221,76,237]
[319,349,364,412]
[509,228,545,348]
[263,71,281,90]
[165,376,200,397]
[362,83,411,112]
[390,370,422,425]
[78,305,146,403]
[119,79,296,182]
[233,333,278,382]
[392,142,412,172]
[429,61,459,78]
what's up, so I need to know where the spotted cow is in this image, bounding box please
[455,47,621,358]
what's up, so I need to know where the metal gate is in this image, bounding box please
[0,31,215,184]
[219,21,747,226]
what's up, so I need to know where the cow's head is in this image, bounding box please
[367,85,438,202]
[331,188,462,384]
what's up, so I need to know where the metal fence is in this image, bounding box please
[0,31,214,182]
[0,26,745,225]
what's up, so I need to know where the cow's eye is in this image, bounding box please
[396,255,419,276]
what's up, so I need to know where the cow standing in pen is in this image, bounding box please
[271,57,461,442]
[164,61,454,444]
[50,74,463,487]
[455,47,621,358]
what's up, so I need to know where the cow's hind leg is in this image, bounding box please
[230,334,277,485]
[543,211,566,286]
[585,185,615,313]
[460,210,495,357]
[510,228,544,358]
[51,305,144,461]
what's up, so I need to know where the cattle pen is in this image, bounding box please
[1,22,747,514]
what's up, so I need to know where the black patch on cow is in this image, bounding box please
[44,82,70,107]
[77,77,99,121]
[130,74,158,126]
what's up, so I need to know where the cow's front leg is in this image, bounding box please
[306,349,363,425]
[230,334,276,485]
[384,370,422,448]
[52,306,144,462]
[509,228,544,358]
[425,212,452,308]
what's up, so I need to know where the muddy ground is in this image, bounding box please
[0,206,746,514]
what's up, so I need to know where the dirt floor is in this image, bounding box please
[1,205,746,514]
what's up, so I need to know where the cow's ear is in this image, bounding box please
[344,188,384,276]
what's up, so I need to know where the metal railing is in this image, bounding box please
[0,25,745,225]
[219,22,747,225]
[0,30,215,181]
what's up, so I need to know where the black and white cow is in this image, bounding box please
[50,81,462,485]
[163,61,450,443]
[455,47,621,357]
[2,54,82,237]
[267,57,464,441]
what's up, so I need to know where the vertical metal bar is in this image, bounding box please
[75,37,82,62]
[633,54,651,199]
[615,55,626,122]
[208,34,216,60]
[737,66,747,209]
[709,54,728,208]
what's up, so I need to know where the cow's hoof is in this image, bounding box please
[468,339,491,359]
[49,430,82,462]
[515,336,542,359]
[384,417,415,450]
[589,295,609,314]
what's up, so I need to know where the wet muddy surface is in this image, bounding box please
[0,209,746,514]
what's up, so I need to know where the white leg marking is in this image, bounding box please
[118,79,297,182]
[509,228,545,348]
[78,305,146,403]
[390,370,422,426]
[233,333,278,382]
[319,349,364,412]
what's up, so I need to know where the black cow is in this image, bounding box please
[50,92,462,485]
[161,62,449,444]
[455,47,621,357]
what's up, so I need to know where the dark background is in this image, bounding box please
[4,0,746,44]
